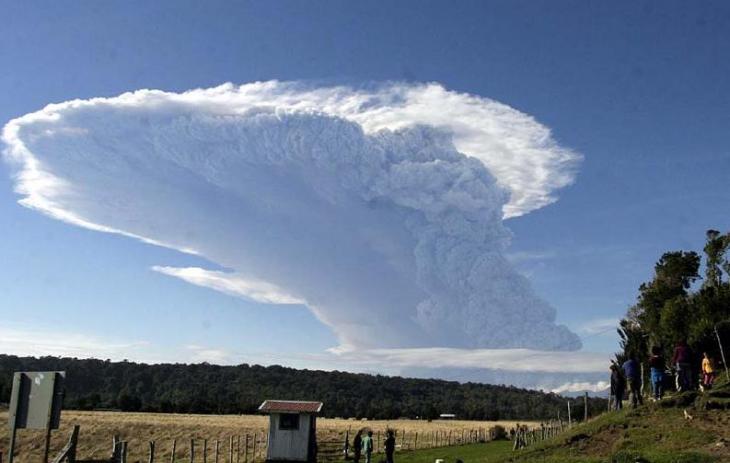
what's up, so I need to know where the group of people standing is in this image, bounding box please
[351,429,396,463]
[610,340,719,410]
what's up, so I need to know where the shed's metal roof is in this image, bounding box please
[258,400,323,414]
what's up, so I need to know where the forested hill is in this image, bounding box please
[0,355,606,420]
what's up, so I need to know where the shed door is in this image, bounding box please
[268,413,311,461]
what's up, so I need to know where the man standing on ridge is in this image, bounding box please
[622,356,643,408]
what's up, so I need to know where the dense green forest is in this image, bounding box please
[0,355,606,420]
[616,229,730,375]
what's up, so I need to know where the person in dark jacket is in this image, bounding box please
[352,430,362,463]
[622,357,643,407]
[672,340,692,392]
[610,364,626,410]
[648,346,665,400]
[384,429,396,463]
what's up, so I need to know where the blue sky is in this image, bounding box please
[1,1,729,389]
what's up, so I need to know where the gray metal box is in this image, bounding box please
[8,371,65,430]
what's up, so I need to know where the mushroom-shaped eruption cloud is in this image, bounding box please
[2,81,581,351]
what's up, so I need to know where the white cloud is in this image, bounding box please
[576,318,620,336]
[327,347,608,373]
[2,82,580,221]
[550,380,610,394]
[2,81,582,352]
[0,326,151,360]
[185,344,235,364]
[152,266,305,305]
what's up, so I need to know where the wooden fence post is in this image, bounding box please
[112,435,120,462]
[228,437,233,463]
[242,435,247,463]
[49,424,80,463]
[149,441,156,463]
[567,401,572,427]
[214,441,219,463]
[190,439,195,463]
[171,439,177,463]
[252,435,257,462]
[203,440,208,463]
[414,432,418,450]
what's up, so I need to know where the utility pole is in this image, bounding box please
[715,321,730,382]
[583,392,588,422]
[567,401,572,427]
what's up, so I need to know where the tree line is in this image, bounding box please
[0,355,606,420]
[616,229,730,378]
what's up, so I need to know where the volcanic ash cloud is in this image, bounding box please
[2,81,582,351]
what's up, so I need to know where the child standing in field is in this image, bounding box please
[702,352,716,390]
[361,430,373,463]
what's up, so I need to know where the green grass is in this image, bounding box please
[392,388,730,463]
[395,440,514,463]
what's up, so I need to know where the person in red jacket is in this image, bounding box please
[672,340,692,392]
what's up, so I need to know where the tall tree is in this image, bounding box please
[618,230,730,381]
[703,229,730,289]
[629,251,700,346]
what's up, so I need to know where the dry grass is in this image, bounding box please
[0,410,536,462]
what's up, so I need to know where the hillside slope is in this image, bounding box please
[397,376,730,462]
[506,375,730,462]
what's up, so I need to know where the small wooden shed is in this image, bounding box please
[259,400,323,463]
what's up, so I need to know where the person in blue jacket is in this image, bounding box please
[622,356,643,408]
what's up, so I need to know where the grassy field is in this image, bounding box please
[400,407,730,463]
[397,440,514,463]
[0,410,534,462]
